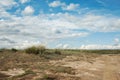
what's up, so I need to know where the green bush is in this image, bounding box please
[38,45,46,55]
[11,48,18,52]
[25,46,39,54]
[41,74,56,80]
[54,49,61,55]
[25,45,46,55]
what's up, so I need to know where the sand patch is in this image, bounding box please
[0,68,25,77]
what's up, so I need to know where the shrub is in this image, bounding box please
[25,46,39,54]
[54,49,61,55]
[25,45,46,55]
[41,74,56,80]
[11,48,18,52]
[38,45,46,55]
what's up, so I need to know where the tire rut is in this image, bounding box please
[103,55,120,80]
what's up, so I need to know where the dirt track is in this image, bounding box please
[102,55,120,80]
[51,54,120,80]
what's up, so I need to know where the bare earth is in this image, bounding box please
[0,51,120,80]
[50,54,120,80]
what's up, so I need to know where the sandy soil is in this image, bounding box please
[50,54,120,80]
[0,53,120,80]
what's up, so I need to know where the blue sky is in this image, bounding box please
[0,0,120,49]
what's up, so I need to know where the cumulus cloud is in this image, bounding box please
[22,6,34,15]
[0,12,90,48]
[71,33,88,37]
[62,3,79,11]
[56,44,70,49]
[0,0,17,16]
[80,44,120,50]
[0,1,120,49]
[76,14,120,32]
[115,38,119,43]
[0,0,17,8]
[49,1,65,7]
[114,38,119,46]
[63,44,69,49]
[20,0,30,4]
[49,1,79,11]
[0,0,17,22]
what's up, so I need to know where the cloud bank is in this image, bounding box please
[80,44,120,50]
[0,0,120,49]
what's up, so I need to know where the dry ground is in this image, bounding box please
[0,50,120,80]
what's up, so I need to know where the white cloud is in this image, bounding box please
[49,1,65,7]
[63,44,69,49]
[56,44,63,48]
[96,0,106,6]
[71,32,88,37]
[0,7,120,48]
[56,44,70,49]
[80,44,120,50]
[20,0,30,4]
[62,3,79,11]
[22,6,34,15]
[0,13,89,48]
[75,14,120,32]
[0,0,120,49]
[114,38,119,46]
[114,38,119,43]
[49,13,120,32]
[15,40,41,49]
[0,0,17,14]
[0,0,17,21]
[49,1,79,11]
[0,0,17,7]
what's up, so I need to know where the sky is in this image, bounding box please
[0,0,120,49]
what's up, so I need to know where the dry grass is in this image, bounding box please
[0,49,120,80]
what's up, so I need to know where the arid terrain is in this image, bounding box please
[0,49,120,80]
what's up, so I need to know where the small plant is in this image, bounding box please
[11,70,35,79]
[51,66,75,74]
[41,74,56,80]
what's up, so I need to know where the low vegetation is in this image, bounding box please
[25,45,46,55]
[0,46,120,80]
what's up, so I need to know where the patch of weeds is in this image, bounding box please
[25,70,35,75]
[50,66,75,74]
[40,74,57,80]
[11,70,35,79]
[38,50,63,60]
[0,73,9,80]
[11,48,18,52]
[54,49,61,55]
[37,64,54,71]
[41,53,65,60]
